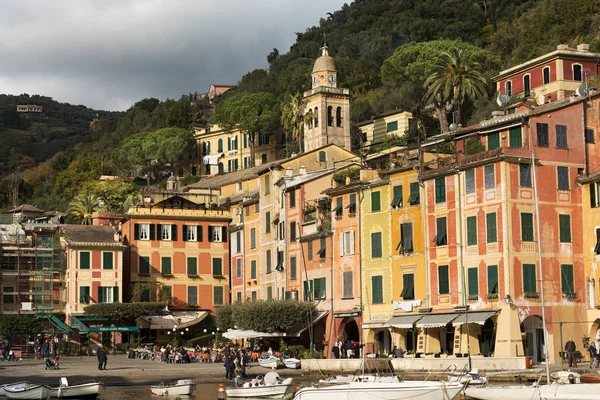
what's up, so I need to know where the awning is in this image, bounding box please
[136,311,208,330]
[223,330,284,340]
[452,311,498,327]
[387,314,423,329]
[287,311,329,337]
[415,313,459,328]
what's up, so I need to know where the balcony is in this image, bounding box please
[459,146,532,168]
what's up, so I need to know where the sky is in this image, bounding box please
[0,0,348,111]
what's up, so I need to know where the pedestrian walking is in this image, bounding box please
[589,342,598,368]
[97,346,108,370]
[565,337,577,368]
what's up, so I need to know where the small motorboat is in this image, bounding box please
[4,382,52,400]
[447,368,488,386]
[318,374,399,385]
[49,377,103,398]
[283,358,301,369]
[226,372,293,399]
[294,381,465,400]
[0,382,29,397]
[150,379,195,396]
[259,354,284,369]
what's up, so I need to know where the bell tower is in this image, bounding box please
[302,45,351,152]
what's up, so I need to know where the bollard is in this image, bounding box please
[217,383,225,399]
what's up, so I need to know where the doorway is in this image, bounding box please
[522,315,545,363]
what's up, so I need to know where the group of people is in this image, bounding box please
[33,336,58,360]
[332,339,360,359]
[0,341,17,361]
[224,347,249,380]
[587,340,600,368]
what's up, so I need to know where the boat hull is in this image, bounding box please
[150,380,195,396]
[466,383,600,400]
[4,384,52,400]
[293,381,464,400]
[226,379,293,399]
[50,382,103,398]
[259,356,284,369]
[0,382,29,397]
[283,358,301,369]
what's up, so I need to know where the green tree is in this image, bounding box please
[215,92,279,167]
[155,127,195,174]
[66,194,101,224]
[281,93,308,153]
[0,315,44,337]
[79,180,134,212]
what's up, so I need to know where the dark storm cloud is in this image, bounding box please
[0,0,347,111]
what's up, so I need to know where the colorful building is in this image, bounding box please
[358,109,413,152]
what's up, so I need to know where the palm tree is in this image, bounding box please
[281,93,308,153]
[424,49,488,132]
[67,194,101,225]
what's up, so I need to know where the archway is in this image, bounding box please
[481,318,496,356]
[374,329,392,355]
[522,315,545,363]
[405,328,417,353]
[343,319,359,343]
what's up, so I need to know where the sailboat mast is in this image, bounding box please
[531,125,551,383]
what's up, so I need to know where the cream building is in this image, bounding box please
[358,110,413,152]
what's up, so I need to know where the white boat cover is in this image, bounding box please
[223,329,284,339]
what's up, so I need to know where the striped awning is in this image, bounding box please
[415,313,459,328]
[452,311,498,327]
[387,314,423,329]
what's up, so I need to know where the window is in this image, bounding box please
[255,202,259,213]
[465,169,475,193]
[307,241,313,261]
[467,216,477,246]
[186,257,197,275]
[139,256,150,275]
[371,275,383,304]
[265,250,272,273]
[543,67,550,84]
[98,286,117,304]
[559,214,571,243]
[80,252,90,269]
[235,231,242,253]
[161,257,172,275]
[319,151,326,162]
[186,286,197,305]
[213,258,223,276]
[250,228,256,249]
[438,265,449,294]
[435,177,446,203]
[336,106,342,127]
[214,286,224,305]
[290,221,297,241]
[318,238,326,259]
[521,213,534,242]
[520,164,532,187]
[557,166,569,190]
[524,75,531,97]
[236,258,242,278]
[184,225,198,242]
[561,264,575,297]
[409,182,420,205]
[488,132,500,150]
[218,138,223,152]
[586,128,595,144]
[595,228,600,255]
[509,126,522,148]
[236,292,242,302]
[486,213,497,243]
[303,280,314,301]
[434,217,447,246]
[468,268,479,299]
[343,271,353,298]
[79,286,90,304]
[264,175,270,195]
[387,121,398,133]
[334,197,343,218]
[159,224,176,241]
[208,226,226,242]
[537,123,549,146]
[276,250,284,271]
[391,185,403,208]
[135,223,153,241]
[347,193,357,214]
[484,165,495,189]
[523,264,537,295]
[289,189,296,208]
[251,291,257,301]
[265,212,271,234]
[487,265,498,297]
[505,81,512,96]
[400,223,413,254]
[267,286,273,300]
[556,125,568,148]
[371,232,382,258]
[327,106,333,126]
[573,64,582,82]
[340,231,355,256]
[314,277,326,299]
[371,191,381,212]
[290,256,297,280]
[250,260,257,280]
[401,273,415,300]
[278,222,285,240]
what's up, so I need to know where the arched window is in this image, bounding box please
[327,106,333,126]
[202,142,207,156]
[573,64,583,82]
[505,81,512,97]
[307,109,313,129]
[543,67,550,85]
[218,162,224,174]
[218,138,223,153]
[206,142,211,154]
[336,107,342,127]
[314,107,319,127]
[523,75,531,97]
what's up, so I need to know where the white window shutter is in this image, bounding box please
[339,233,344,256]
[350,232,355,255]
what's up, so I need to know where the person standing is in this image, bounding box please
[589,342,598,368]
[565,337,577,368]
[332,341,340,359]
[97,346,108,370]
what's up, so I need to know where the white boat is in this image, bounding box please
[318,374,400,384]
[49,378,103,398]
[466,383,600,400]
[150,379,195,396]
[4,383,52,400]
[293,380,464,400]
[259,354,284,369]
[226,372,293,399]
[0,382,29,397]
[283,358,301,369]
[447,369,487,386]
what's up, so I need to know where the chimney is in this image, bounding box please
[491,111,505,118]
[299,165,307,176]
[557,44,569,50]
[577,43,590,52]
[286,167,293,177]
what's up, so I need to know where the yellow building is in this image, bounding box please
[358,110,413,152]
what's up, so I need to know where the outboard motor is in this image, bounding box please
[568,374,575,384]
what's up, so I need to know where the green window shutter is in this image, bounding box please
[97,287,104,303]
[467,216,477,245]
[307,241,313,261]
[80,252,90,269]
[214,286,223,305]
[314,278,321,300]
[523,264,537,294]
[559,214,571,242]
[161,257,171,275]
[521,213,534,241]
[509,126,522,148]
[386,121,398,132]
[487,265,498,295]
[198,226,203,242]
[591,183,597,208]
[171,225,177,241]
[371,191,381,212]
[187,257,197,275]
[561,264,574,296]
[182,225,188,242]
[251,260,257,280]
[371,232,382,258]
[409,182,420,205]
[139,256,150,274]
[438,265,449,294]
[468,268,479,298]
[103,252,113,270]
[371,275,383,304]
[465,169,475,193]
[213,258,223,276]
[402,274,414,300]
[290,257,296,280]
[391,185,403,208]
[266,212,271,233]
[488,132,500,150]
[149,224,155,240]
[435,177,446,203]
[134,224,140,240]
[486,213,497,243]
[336,197,343,217]
[113,286,119,303]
